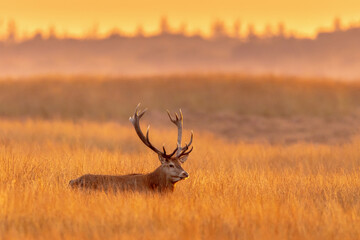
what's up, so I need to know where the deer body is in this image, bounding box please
[69,159,188,192]
[69,104,193,193]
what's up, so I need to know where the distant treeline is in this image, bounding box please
[1,17,360,78]
[0,17,354,41]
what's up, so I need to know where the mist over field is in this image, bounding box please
[2,20,360,79]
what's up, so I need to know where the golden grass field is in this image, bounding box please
[1,75,360,239]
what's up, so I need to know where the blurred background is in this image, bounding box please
[1,0,360,78]
[1,0,360,144]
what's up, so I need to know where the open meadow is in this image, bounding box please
[1,75,360,239]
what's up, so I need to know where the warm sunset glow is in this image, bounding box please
[1,0,360,38]
[1,1,360,239]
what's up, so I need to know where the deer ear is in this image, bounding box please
[178,155,189,163]
[158,155,167,164]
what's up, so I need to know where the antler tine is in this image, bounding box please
[144,126,163,155]
[163,145,178,158]
[178,145,193,158]
[172,130,194,159]
[130,104,165,157]
[179,109,183,121]
[166,110,176,124]
[185,146,193,155]
[130,103,147,122]
[145,125,150,141]
[186,131,193,148]
[138,108,147,118]
[162,145,167,155]
[168,147,178,157]
[176,130,193,152]
[167,109,183,126]
[136,104,147,118]
[134,103,141,115]
[167,109,184,157]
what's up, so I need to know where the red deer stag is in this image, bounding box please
[69,104,193,192]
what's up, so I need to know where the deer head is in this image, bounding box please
[129,104,193,184]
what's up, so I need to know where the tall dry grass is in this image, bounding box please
[1,119,360,240]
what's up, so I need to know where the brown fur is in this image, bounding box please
[69,159,187,193]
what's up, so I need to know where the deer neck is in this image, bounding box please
[146,167,174,192]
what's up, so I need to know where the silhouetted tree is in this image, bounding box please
[277,22,286,38]
[178,22,187,36]
[211,20,227,39]
[348,21,359,29]
[108,28,123,39]
[6,20,17,43]
[62,30,69,39]
[48,25,56,39]
[246,24,257,41]
[86,23,99,39]
[333,18,342,31]
[32,30,43,41]
[0,18,3,39]
[233,19,241,38]
[160,16,170,34]
[135,25,144,37]
[192,29,203,38]
[263,24,274,38]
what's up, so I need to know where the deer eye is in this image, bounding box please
[169,164,175,168]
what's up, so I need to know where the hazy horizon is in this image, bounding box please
[1,0,360,39]
[0,16,358,41]
[1,23,360,80]
[2,1,360,79]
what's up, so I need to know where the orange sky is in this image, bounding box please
[1,0,360,38]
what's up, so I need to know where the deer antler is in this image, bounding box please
[167,109,193,157]
[130,104,177,158]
